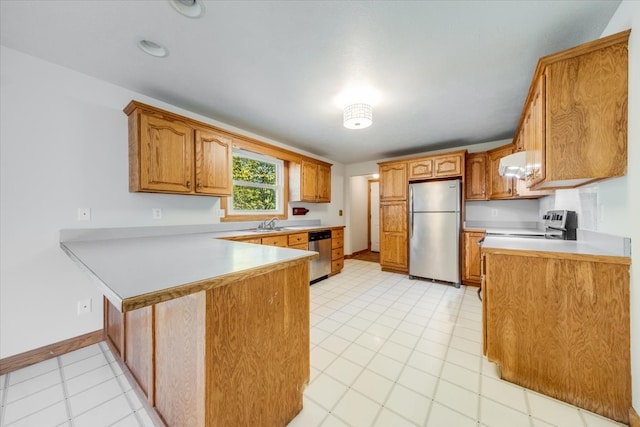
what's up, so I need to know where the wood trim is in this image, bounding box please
[120,256,316,312]
[630,407,640,427]
[367,179,379,251]
[0,330,104,375]
[345,249,369,259]
[482,246,631,265]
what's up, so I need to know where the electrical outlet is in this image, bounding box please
[491,208,498,217]
[217,209,225,218]
[77,298,92,315]
[152,208,162,219]
[77,208,91,221]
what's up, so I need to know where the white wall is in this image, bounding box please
[345,175,370,254]
[0,46,344,358]
[465,199,540,224]
[600,0,640,412]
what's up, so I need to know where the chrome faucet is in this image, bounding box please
[259,217,279,230]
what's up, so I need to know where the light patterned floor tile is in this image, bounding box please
[1,260,621,427]
[331,389,381,426]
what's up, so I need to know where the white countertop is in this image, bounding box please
[484,228,545,237]
[61,233,317,311]
[482,235,629,258]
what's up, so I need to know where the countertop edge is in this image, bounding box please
[482,244,631,265]
[121,253,318,312]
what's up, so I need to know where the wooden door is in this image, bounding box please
[465,153,488,200]
[316,163,331,202]
[380,202,408,271]
[379,163,407,201]
[369,181,380,252]
[195,129,233,196]
[140,112,194,193]
[487,145,514,199]
[300,160,319,201]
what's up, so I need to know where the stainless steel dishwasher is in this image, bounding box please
[308,230,332,283]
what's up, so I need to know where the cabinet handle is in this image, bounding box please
[508,188,512,194]
[186,180,191,188]
[196,182,201,189]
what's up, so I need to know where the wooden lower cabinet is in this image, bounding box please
[482,249,631,423]
[379,202,408,272]
[462,230,484,286]
[105,261,310,427]
[331,228,345,273]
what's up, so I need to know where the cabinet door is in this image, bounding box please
[194,129,232,196]
[380,202,408,271]
[408,159,433,180]
[380,163,407,201]
[462,231,484,284]
[465,153,488,200]
[434,154,462,177]
[487,145,514,199]
[301,161,319,201]
[316,163,332,202]
[525,74,546,188]
[140,112,194,193]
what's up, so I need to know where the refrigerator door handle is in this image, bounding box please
[409,187,414,238]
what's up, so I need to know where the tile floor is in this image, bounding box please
[0,259,626,427]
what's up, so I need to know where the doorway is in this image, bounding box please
[369,180,380,252]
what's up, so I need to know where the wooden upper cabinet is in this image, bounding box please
[194,129,233,196]
[290,159,332,203]
[316,163,332,202]
[125,101,232,197]
[487,145,514,199]
[137,112,194,193]
[408,151,464,181]
[433,153,463,177]
[524,75,545,188]
[487,143,552,200]
[408,159,433,180]
[379,162,407,201]
[518,30,629,190]
[465,152,488,200]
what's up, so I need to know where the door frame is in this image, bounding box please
[368,179,379,252]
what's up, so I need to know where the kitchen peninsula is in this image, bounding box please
[61,230,317,427]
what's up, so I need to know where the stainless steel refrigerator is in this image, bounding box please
[409,179,461,287]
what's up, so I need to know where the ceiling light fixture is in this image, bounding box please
[169,0,205,18]
[137,39,168,57]
[343,103,373,130]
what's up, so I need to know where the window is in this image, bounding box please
[228,150,284,216]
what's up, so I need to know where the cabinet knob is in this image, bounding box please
[196,182,201,189]
[508,188,512,194]
[186,181,191,188]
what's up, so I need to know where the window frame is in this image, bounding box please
[221,150,289,222]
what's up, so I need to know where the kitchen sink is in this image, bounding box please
[249,227,284,233]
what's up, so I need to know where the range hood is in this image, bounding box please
[498,151,527,179]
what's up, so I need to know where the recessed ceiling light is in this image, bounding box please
[169,0,205,18]
[137,39,168,58]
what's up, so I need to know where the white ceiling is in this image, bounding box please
[0,1,621,164]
